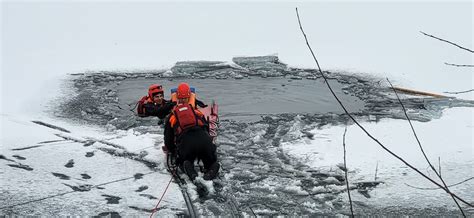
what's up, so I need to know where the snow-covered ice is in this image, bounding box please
[282,106,473,210]
[0,114,186,216]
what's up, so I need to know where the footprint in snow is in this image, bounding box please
[12,155,26,160]
[95,212,121,217]
[139,194,157,200]
[135,185,148,192]
[133,173,144,180]
[83,141,95,147]
[65,159,74,168]
[52,172,70,180]
[102,194,122,204]
[7,163,34,171]
[81,173,92,179]
[0,155,15,162]
[63,183,92,192]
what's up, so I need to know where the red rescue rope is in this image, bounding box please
[149,175,174,218]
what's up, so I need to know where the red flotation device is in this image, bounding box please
[170,87,219,143]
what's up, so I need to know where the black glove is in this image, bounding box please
[196,99,207,108]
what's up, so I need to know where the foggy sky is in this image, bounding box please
[1,1,472,115]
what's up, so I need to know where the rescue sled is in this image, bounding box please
[199,100,219,144]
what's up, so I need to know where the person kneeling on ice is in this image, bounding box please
[164,82,220,181]
[137,84,176,122]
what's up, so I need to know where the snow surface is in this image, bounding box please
[282,107,473,172]
[282,106,473,210]
[1,114,185,216]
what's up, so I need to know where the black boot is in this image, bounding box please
[183,160,198,181]
[203,162,220,180]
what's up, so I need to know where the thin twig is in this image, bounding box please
[444,63,474,67]
[387,78,465,217]
[249,206,257,217]
[295,8,473,207]
[342,127,354,217]
[420,31,473,53]
[374,161,379,181]
[405,177,474,190]
[444,89,474,94]
[438,157,441,178]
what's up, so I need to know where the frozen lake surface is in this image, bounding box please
[2,56,472,216]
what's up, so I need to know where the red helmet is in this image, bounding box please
[148,84,163,98]
[177,82,191,99]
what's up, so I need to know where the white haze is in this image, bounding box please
[1,1,472,116]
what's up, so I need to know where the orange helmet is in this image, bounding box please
[148,84,163,98]
[176,82,191,99]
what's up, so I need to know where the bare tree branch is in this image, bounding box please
[443,89,474,94]
[405,177,474,190]
[374,161,379,181]
[444,62,474,67]
[249,206,257,217]
[387,78,466,217]
[420,31,474,53]
[438,157,441,178]
[393,87,447,98]
[342,127,354,217]
[295,7,473,208]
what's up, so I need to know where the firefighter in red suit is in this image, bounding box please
[164,82,220,181]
